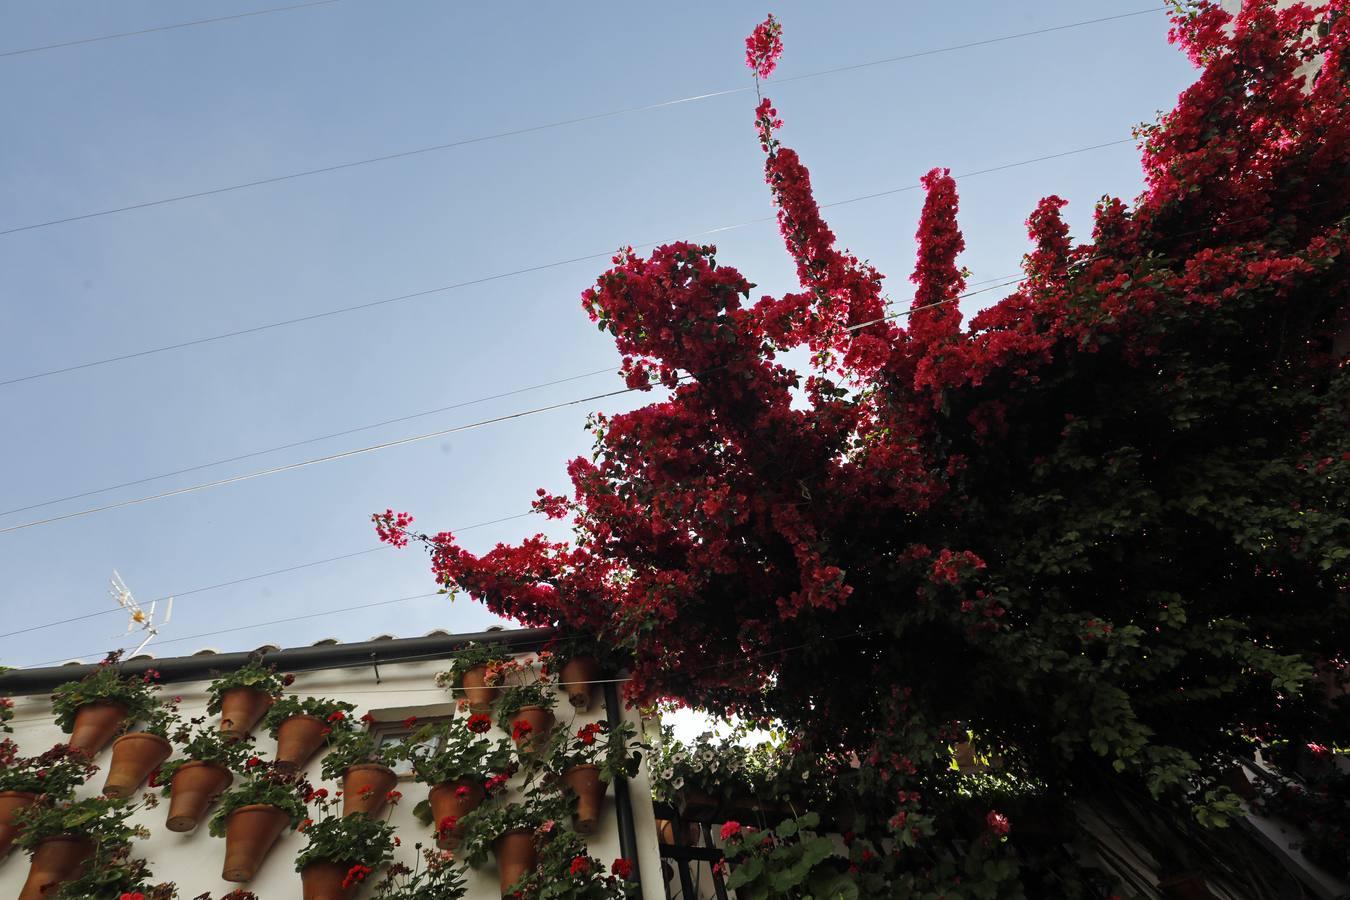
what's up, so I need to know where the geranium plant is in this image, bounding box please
[719,814,858,900]
[207,762,307,838]
[546,720,643,783]
[205,660,290,715]
[496,680,557,727]
[293,790,396,886]
[13,795,149,851]
[262,695,356,739]
[50,842,176,900]
[318,728,400,782]
[49,653,160,733]
[398,718,516,787]
[456,787,570,869]
[435,642,511,690]
[506,830,631,899]
[0,740,98,798]
[368,844,468,900]
[155,716,256,792]
[0,695,14,734]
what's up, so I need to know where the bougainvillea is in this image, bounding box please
[381,2,1350,891]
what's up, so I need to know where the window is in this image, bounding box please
[362,702,458,779]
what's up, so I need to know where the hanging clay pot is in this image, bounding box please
[103,731,172,798]
[493,828,538,894]
[559,655,601,711]
[0,791,38,857]
[655,818,700,846]
[218,688,273,740]
[18,835,93,900]
[274,714,328,773]
[428,777,485,849]
[166,760,234,832]
[341,764,399,818]
[509,706,554,757]
[563,764,606,834]
[222,803,291,882]
[68,700,128,755]
[301,859,359,900]
[461,665,499,712]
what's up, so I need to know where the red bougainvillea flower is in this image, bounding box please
[570,856,591,876]
[372,509,415,547]
[745,13,783,79]
[466,712,492,733]
[611,858,633,878]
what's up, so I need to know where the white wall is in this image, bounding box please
[0,650,665,899]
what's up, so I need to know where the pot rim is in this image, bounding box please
[113,730,171,746]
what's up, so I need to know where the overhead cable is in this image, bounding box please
[0,7,1162,236]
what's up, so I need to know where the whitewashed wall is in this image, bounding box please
[0,651,665,899]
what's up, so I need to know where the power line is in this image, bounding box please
[0,368,614,517]
[0,7,1163,238]
[0,279,1026,537]
[0,0,347,59]
[0,135,1135,389]
[0,385,640,536]
[0,511,533,643]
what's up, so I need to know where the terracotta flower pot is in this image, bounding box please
[103,731,172,798]
[18,835,93,900]
[342,764,399,818]
[563,764,606,834]
[218,687,273,740]
[301,859,360,900]
[274,714,328,773]
[494,828,538,894]
[68,700,128,755]
[509,706,554,756]
[0,791,38,857]
[461,664,499,712]
[222,803,291,882]
[166,760,234,832]
[166,761,234,832]
[428,777,485,849]
[655,818,700,846]
[560,655,601,711]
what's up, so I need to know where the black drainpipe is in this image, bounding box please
[604,679,645,898]
[0,627,555,695]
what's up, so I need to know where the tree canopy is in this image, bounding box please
[380,2,1350,893]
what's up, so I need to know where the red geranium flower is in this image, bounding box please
[570,855,590,876]
[611,858,633,879]
[466,712,492,733]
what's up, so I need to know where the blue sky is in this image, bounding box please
[0,1,1195,668]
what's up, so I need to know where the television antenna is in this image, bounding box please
[110,570,172,656]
